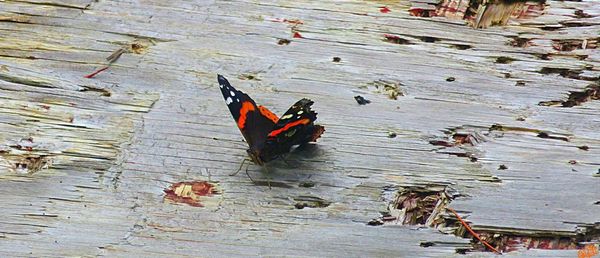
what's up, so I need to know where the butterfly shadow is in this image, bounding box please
[240,143,328,188]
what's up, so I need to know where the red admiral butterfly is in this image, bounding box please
[217,75,325,167]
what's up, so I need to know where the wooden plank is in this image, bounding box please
[0,0,598,256]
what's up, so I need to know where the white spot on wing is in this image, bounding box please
[230,91,235,96]
[219,84,223,88]
[281,114,293,120]
[236,98,240,102]
[297,110,304,115]
[226,97,233,104]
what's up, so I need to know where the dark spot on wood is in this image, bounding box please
[429,140,454,147]
[80,86,111,97]
[508,37,531,47]
[379,6,391,13]
[130,42,146,54]
[13,155,50,174]
[498,164,508,170]
[568,160,577,165]
[277,39,290,45]
[539,67,582,79]
[354,95,371,105]
[332,57,341,62]
[238,73,260,81]
[539,83,600,107]
[292,32,303,38]
[446,77,455,82]
[383,34,412,45]
[298,181,315,188]
[367,218,384,226]
[451,44,472,50]
[578,145,589,151]
[574,10,592,19]
[452,133,476,145]
[420,242,435,247]
[163,181,219,207]
[552,38,598,51]
[418,36,439,43]
[408,7,436,18]
[537,132,569,142]
[388,132,397,138]
[495,56,515,64]
[515,80,526,86]
[293,196,330,209]
[540,25,563,31]
[455,248,469,254]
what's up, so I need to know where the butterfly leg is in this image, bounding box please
[279,155,299,169]
[263,165,272,190]
[230,158,251,176]
[244,165,256,185]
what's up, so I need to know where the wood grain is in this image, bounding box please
[0,0,598,256]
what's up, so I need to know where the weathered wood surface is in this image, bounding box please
[1,0,599,257]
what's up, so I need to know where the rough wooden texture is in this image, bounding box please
[1,0,599,257]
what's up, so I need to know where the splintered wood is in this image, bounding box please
[0,0,599,257]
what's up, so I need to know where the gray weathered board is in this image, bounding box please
[0,0,599,257]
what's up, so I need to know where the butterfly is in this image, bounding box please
[217,74,325,167]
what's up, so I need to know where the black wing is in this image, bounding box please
[217,75,278,149]
[258,98,325,162]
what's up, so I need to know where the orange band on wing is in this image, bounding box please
[268,118,310,137]
[238,101,256,129]
[258,105,279,123]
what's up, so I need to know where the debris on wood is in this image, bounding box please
[364,80,404,100]
[293,196,330,209]
[539,83,600,108]
[278,39,291,45]
[163,181,220,207]
[578,146,589,151]
[382,185,454,227]
[447,208,502,254]
[354,95,371,105]
[298,181,315,188]
[383,34,412,45]
[83,66,110,79]
[85,39,152,79]
[410,0,547,29]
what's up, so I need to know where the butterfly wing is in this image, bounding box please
[259,98,325,162]
[217,75,278,148]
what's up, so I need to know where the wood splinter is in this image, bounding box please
[447,207,502,255]
[84,46,127,78]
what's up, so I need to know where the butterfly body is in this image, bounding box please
[217,75,324,166]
